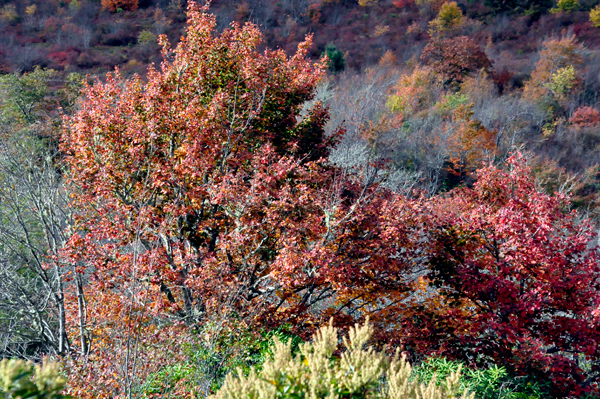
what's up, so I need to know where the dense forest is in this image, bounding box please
[1,0,600,398]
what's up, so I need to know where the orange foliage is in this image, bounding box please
[101,0,138,12]
[522,35,583,103]
[446,103,497,174]
[570,106,600,128]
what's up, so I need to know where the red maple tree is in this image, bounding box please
[401,154,600,396]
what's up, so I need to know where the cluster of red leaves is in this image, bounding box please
[421,36,493,87]
[570,106,600,128]
[403,154,600,396]
[61,3,600,396]
[62,0,418,347]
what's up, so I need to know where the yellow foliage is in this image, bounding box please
[359,0,378,6]
[25,5,37,15]
[374,24,391,37]
[211,319,474,399]
[0,5,18,23]
[547,65,577,100]
[590,5,600,27]
[523,36,583,104]
[0,358,67,397]
[387,66,437,115]
[429,1,463,33]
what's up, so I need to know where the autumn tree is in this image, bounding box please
[591,5,600,27]
[421,36,492,88]
[386,65,437,116]
[429,1,463,33]
[445,102,497,176]
[101,0,138,12]
[402,155,600,397]
[62,3,419,379]
[522,36,583,108]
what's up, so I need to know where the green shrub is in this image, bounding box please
[412,357,547,399]
[138,30,157,45]
[0,358,69,399]
[210,320,474,399]
[140,323,302,397]
[322,43,345,73]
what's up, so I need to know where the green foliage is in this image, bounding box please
[68,0,81,13]
[435,93,469,111]
[138,30,157,45]
[0,359,69,399]
[484,0,553,15]
[211,320,474,399]
[412,357,546,399]
[322,43,345,73]
[140,324,302,397]
[551,0,580,13]
[0,68,58,125]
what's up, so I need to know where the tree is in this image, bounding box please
[445,103,497,176]
[386,66,437,116]
[550,0,579,13]
[590,5,600,27]
[483,0,552,15]
[402,154,600,397]
[0,68,83,359]
[569,106,600,128]
[0,358,69,399]
[421,36,492,88]
[101,0,139,12]
[62,2,417,366]
[522,35,583,107]
[429,1,463,33]
[322,43,345,73]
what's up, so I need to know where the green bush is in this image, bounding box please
[140,323,302,397]
[0,358,69,399]
[210,320,474,399]
[412,357,547,399]
[322,43,345,73]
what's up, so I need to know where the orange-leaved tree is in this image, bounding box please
[101,0,139,12]
[62,2,419,376]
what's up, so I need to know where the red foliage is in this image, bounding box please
[491,69,513,94]
[421,35,493,87]
[403,154,600,396]
[392,0,414,7]
[570,106,600,128]
[62,2,417,344]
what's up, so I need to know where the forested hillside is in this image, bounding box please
[1,0,600,398]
